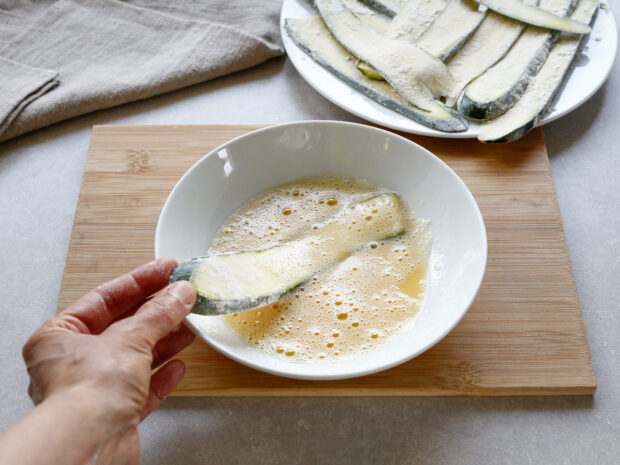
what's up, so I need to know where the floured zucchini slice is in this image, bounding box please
[447,10,529,96]
[286,16,467,132]
[478,0,599,143]
[460,0,576,120]
[352,0,485,80]
[315,0,460,108]
[171,194,407,315]
[386,0,449,41]
[415,0,486,62]
[472,0,591,32]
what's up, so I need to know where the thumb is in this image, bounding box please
[112,281,196,349]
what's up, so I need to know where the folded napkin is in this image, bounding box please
[0,0,284,142]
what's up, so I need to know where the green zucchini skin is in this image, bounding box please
[169,257,196,283]
[458,88,524,121]
[480,119,535,144]
[189,291,285,317]
[358,0,400,16]
[169,258,219,315]
[379,98,467,133]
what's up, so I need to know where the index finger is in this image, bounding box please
[59,258,178,334]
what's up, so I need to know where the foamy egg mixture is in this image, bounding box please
[208,175,431,362]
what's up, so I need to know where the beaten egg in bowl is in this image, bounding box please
[206,175,431,362]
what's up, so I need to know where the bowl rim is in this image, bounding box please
[155,120,488,380]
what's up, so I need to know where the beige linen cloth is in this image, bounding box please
[0,0,283,142]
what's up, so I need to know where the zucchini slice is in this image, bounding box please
[478,0,599,143]
[315,0,460,108]
[354,0,458,81]
[356,0,485,83]
[447,8,532,97]
[387,0,449,41]
[170,194,407,315]
[460,0,576,120]
[471,0,591,33]
[358,0,408,16]
[286,17,468,132]
[415,0,486,62]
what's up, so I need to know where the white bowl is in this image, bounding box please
[155,121,487,380]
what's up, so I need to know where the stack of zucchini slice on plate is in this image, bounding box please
[286,0,598,142]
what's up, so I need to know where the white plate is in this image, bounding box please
[155,121,487,380]
[281,0,617,138]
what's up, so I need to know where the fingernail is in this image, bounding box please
[169,281,196,306]
[160,256,178,267]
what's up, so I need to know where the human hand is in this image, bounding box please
[20,258,196,464]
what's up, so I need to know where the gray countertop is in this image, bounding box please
[1,55,618,464]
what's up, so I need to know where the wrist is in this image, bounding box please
[0,385,127,465]
[47,382,136,432]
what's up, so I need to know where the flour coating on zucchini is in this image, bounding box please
[357,0,486,85]
[460,0,576,120]
[286,17,467,131]
[342,0,392,34]
[170,194,407,315]
[387,0,449,41]
[415,0,486,62]
[446,0,538,96]
[315,0,460,108]
[478,0,599,142]
[472,0,591,32]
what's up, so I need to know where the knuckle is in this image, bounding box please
[22,331,44,362]
[21,319,61,362]
[93,285,114,313]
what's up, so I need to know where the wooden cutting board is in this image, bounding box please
[57,125,596,396]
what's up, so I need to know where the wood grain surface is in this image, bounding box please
[56,125,596,396]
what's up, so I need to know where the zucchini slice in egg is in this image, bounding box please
[171,194,407,315]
